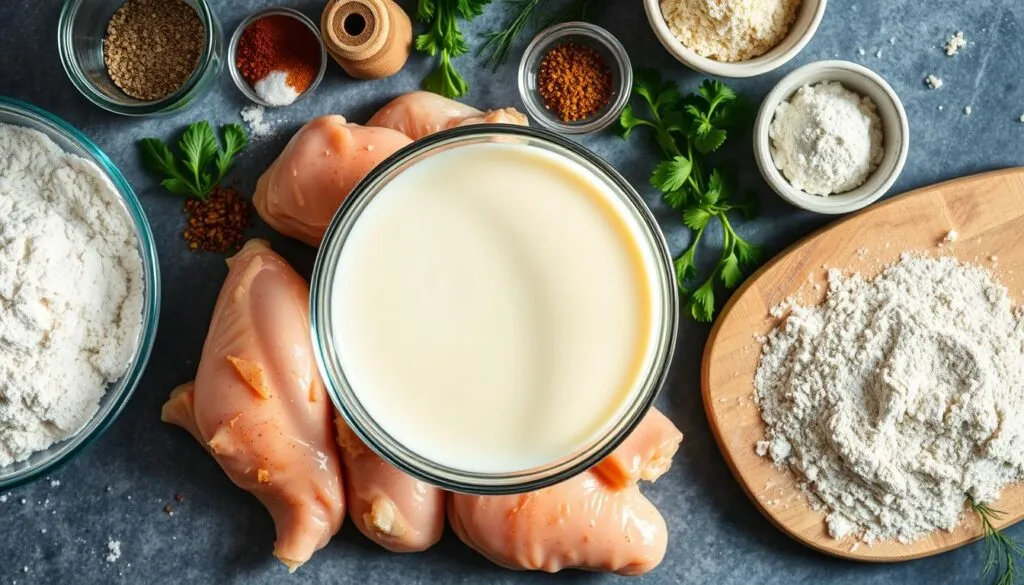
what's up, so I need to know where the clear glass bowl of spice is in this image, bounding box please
[228,8,328,108]
[58,0,223,116]
[518,22,632,136]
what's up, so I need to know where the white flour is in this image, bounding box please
[660,0,800,62]
[0,124,144,466]
[754,255,1024,543]
[769,82,884,196]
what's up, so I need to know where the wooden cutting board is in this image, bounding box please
[702,168,1024,561]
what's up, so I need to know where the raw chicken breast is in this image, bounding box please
[448,408,682,575]
[336,418,446,552]
[449,472,668,575]
[593,408,683,490]
[367,91,528,140]
[253,115,412,246]
[161,240,345,571]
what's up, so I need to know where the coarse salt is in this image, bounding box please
[926,75,943,89]
[106,540,122,563]
[944,31,966,56]
[241,105,275,139]
[254,70,300,107]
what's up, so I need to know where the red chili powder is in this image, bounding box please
[236,14,321,93]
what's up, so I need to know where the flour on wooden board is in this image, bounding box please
[754,255,1024,543]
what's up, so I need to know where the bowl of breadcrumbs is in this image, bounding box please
[644,0,827,78]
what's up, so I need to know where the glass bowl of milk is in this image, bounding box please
[311,125,678,494]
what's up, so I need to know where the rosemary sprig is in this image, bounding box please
[971,496,1024,585]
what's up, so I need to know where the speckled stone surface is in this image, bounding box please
[1,0,1023,583]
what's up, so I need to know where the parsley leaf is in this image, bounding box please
[138,122,249,201]
[618,69,761,322]
[415,0,490,98]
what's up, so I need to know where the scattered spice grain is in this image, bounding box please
[537,42,613,123]
[236,15,322,107]
[103,0,204,101]
[182,186,252,253]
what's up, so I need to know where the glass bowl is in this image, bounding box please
[310,125,678,495]
[0,97,160,488]
[227,7,328,108]
[518,22,633,136]
[57,0,223,116]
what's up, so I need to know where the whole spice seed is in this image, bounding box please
[537,42,613,122]
[236,15,322,106]
[183,186,252,253]
[103,0,205,101]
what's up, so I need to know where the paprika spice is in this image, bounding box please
[236,13,322,106]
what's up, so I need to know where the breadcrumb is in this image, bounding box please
[926,75,943,89]
[944,31,966,56]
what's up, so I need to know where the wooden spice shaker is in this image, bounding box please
[321,0,411,80]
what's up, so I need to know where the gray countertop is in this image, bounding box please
[2,0,1023,583]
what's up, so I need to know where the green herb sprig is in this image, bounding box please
[139,122,247,201]
[415,0,491,98]
[619,68,760,322]
[971,497,1024,585]
[479,0,595,70]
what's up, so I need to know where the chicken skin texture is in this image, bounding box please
[335,419,446,552]
[253,115,412,246]
[367,91,528,140]
[448,408,682,575]
[161,240,345,571]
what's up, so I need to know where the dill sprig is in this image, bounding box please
[479,0,597,70]
[970,497,1024,585]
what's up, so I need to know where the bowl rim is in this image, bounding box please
[516,21,633,135]
[57,0,221,116]
[752,59,911,215]
[642,0,828,78]
[0,96,161,488]
[309,124,679,495]
[227,7,329,108]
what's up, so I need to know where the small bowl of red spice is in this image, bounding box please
[518,22,632,136]
[229,8,327,108]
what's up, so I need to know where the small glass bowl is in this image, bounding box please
[310,125,678,495]
[57,0,223,116]
[0,97,160,488]
[518,22,633,136]
[227,8,328,108]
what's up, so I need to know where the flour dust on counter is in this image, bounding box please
[754,254,1024,544]
[0,124,144,466]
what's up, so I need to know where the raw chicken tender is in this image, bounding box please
[336,419,446,552]
[448,408,682,575]
[253,115,412,246]
[161,240,345,571]
[367,91,528,140]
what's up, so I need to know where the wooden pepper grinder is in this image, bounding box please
[321,0,412,80]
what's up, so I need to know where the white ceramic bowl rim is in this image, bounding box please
[753,60,911,214]
[643,0,828,78]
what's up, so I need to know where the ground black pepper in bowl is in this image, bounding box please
[103,0,205,101]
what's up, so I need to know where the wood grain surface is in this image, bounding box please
[702,168,1024,561]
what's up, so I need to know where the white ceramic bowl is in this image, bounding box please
[753,60,910,214]
[643,0,827,78]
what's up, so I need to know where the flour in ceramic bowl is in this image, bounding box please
[0,123,144,466]
[754,254,1024,543]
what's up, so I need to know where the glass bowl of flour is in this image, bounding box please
[0,98,159,488]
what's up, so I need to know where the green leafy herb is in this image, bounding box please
[619,68,760,322]
[139,122,248,201]
[479,0,597,70]
[415,0,491,98]
[971,497,1024,585]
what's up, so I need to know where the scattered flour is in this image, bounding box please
[944,31,966,56]
[944,229,959,243]
[0,124,144,466]
[659,0,801,62]
[926,75,943,89]
[105,539,122,563]
[769,81,884,196]
[754,255,1024,543]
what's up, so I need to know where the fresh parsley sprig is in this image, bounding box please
[971,497,1024,585]
[139,122,248,201]
[620,69,760,322]
[415,0,491,98]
